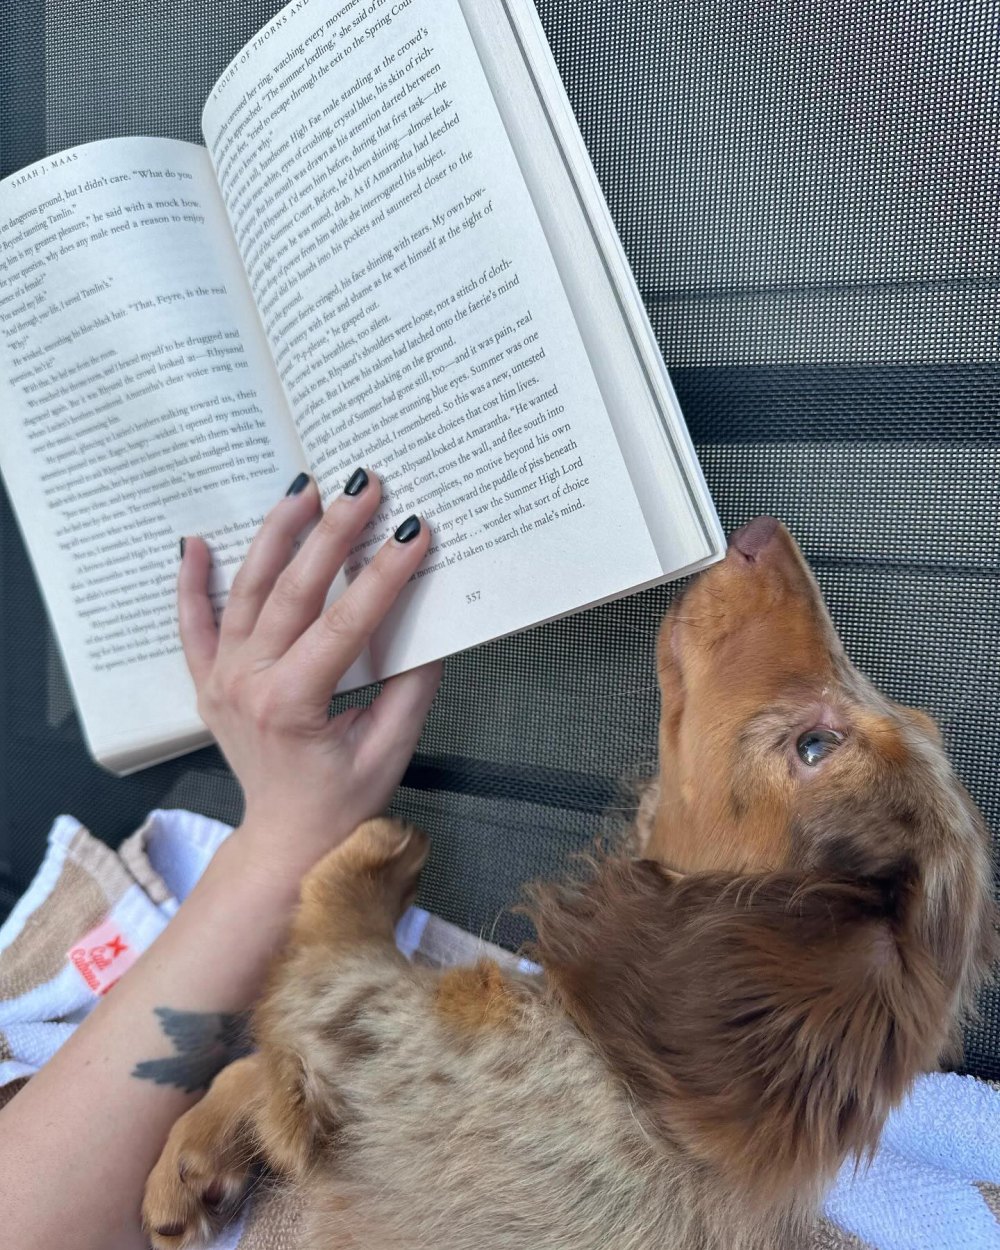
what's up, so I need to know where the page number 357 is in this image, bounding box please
[465,590,482,604]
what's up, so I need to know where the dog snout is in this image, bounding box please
[726,516,815,594]
[728,516,781,563]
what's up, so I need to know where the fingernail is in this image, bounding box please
[344,467,369,497]
[179,537,186,560]
[286,472,310,496]
[394,515,421,544]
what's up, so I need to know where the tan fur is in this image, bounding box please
[144,520,998,1250]
[434,961,522,1033]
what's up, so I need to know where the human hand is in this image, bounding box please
[178,469,441,878]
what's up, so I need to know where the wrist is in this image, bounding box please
[209,814,356,898]
[200,828,310,914]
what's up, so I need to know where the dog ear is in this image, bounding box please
[532,857,951,1207]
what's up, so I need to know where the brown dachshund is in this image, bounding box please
[143,518,996,1250]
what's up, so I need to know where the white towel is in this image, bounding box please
[826,1072,1000,1248]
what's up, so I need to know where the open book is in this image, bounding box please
[0,0,724,775]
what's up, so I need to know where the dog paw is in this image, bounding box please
[351,816,429,868]
[335,817,430,914]
[142,1121,250,1249]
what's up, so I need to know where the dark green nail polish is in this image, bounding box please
[344,468,369,497]
[286,472,310,496]
[179,537,186,559]
[394,515,421,544]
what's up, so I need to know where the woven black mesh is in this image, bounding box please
[1,1,998,1077]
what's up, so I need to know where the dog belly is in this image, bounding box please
[289,959,672,1249]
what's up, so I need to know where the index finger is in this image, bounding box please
[279,515,431,704]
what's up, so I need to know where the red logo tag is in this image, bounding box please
[69,919,138,995]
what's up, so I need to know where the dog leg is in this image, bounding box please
[144,823,430,1246]
[247,818,430,1178]
[142,1054,263,1250]
[291,816,430,952]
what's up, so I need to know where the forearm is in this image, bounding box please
[0,828,304,1250]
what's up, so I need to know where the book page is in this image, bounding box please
[202,0,663,680]
[0,137,305,769]
[460,0,725,573]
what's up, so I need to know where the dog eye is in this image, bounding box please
[796,729,842,766]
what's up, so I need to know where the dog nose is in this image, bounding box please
[729,516,781,562]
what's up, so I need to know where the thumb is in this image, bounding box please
[361,660,443,766]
